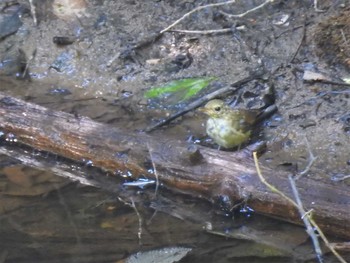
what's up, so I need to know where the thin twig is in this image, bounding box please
[28,0,37,25]
[288,175,323,263]
[331,174,350,182]
[312,79,350,88]
[170,28,232,35]
[288,20,306,64]
[56,186,82,245]
[106,52,121,67]
[253,152,297,206]
[340,29,348,46]
[145,72,264,132]
[313,0,325,13]
[275,24,305,39]
[286,89,350,110]
[309,216,347,263]
[107,32,162,67]
[295,137,317,180]
[131,198,143,244]
[253,152,347,263]
[145,86,234,132]
[160,0,237,34]
[329,242,350,252]
[22,49,37,78]
[170,26,246,35]
[118,197,143,245]
[147,143,159,196]
[219,0,274,18]
[301,208,314,219]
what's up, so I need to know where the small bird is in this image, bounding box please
[199,99,273,149]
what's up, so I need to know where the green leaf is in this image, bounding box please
[144,77,216,102]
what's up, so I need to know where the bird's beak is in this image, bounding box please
[197,107,209,115]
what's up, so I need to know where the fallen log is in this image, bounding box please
[0,91,349,239]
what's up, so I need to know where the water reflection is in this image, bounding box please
[0,146,347,262]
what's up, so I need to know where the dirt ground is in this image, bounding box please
[1,0,350,262]
[1,0,350,180]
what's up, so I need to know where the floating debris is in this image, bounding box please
[123,178,155,189]
[119,246,192,263]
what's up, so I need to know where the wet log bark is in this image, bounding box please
[0,91,349,239]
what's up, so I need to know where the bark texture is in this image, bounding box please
[0,92,349,238]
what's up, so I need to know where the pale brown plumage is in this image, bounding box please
[199,99,259,148]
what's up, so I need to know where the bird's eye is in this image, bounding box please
[214,106,221,112]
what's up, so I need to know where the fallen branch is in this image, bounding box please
[1,92,350,239]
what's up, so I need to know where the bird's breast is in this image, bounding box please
[206,117,250,148]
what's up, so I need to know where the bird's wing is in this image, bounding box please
[229,109,259,132]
